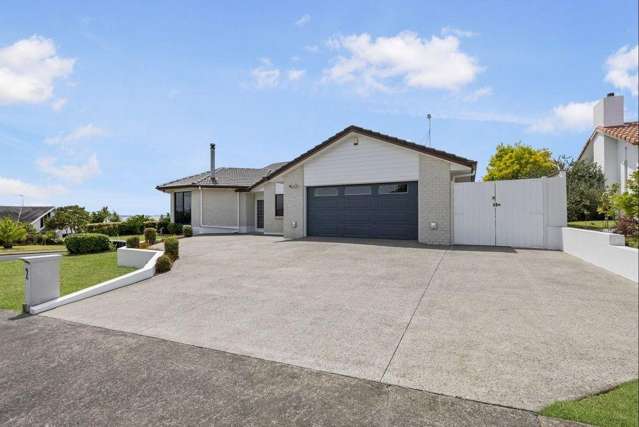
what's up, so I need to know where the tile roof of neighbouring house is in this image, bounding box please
[597,121,639,145]
[578,121,639,160]
[156,162,288,190]
[0,206,54,223]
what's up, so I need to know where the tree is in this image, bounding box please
[90,206,111,223]
[108,211,121,222]
[561,158,606,221]
[45,205,91,234]
[612,170,639,219]
[484,143,557,181]
[0,217,27,249]
[597,183,619,230]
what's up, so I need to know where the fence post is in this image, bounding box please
[22,254,61,313]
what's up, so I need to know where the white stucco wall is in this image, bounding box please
[562,228,638,282]
[191,188,238,233]
[303,134,419,186]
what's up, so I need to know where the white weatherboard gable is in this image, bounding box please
[303,134,420,187]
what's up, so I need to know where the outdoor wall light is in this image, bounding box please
[430,222,438,230]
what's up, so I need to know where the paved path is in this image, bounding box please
[1,310,582,426]
[43,236,639,410]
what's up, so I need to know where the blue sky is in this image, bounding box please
[1,0,637,215]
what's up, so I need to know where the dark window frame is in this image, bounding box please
[344,185,372,196]
[275,194,284,217]
[378,183,408,195]
[314,187,339,197]
[174,191,192,225]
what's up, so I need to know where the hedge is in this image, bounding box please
[126,236,140,248]
[65,233,112,254]
[144,228,157,244]
[183,225,193,237]
[155,255,172,273]
[85,222,120,236]
[164,237,179,260]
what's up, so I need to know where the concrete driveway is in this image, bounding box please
[45,235,638,410]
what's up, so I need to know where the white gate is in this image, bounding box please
[453,174,566,249]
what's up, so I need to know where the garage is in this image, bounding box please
[307,181,418,240]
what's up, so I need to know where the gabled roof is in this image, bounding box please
[247,125,477,190]
[0,206,54,223]
[578,121,639,160]
[156,162,288,190]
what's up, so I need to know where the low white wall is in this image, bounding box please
[562,227,638,282]
[30,248,163,314]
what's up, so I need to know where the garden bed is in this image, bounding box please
[0,251,136,312]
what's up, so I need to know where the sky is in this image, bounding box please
[1,0,637,215]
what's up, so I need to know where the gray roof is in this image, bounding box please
[0,206,54,223]
[156,162,288,190]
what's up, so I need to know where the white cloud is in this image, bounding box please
[251,58,281,89]
[36,153,100,184]
[304,45,320,53]
[287,69,306,81]
[323,31,481,94]
[44,124,107,148]
[0,35,75,105]
[295,14,311,27]
[463,86,493,102]
[605,44,638,96]
[528,100,597,133]
[441,27,479,38]
[0,176,67,201]
[51,97,67,111]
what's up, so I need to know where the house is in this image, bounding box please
[156,125,476,244]
[0,206,55,232]
[578,93,639,192]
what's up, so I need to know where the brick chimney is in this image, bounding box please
[593,93,624,127]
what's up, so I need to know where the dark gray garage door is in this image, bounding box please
[307,182,418,240]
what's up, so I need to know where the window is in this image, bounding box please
[275,194,284,217]
[174,191,192,225]
[344,185,372,196]
[378,183,408,194]
[314,187,338,197]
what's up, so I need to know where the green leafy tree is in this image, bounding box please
[0,217,27,249]
[45,205,91,234]
[597,183,619,230]
[484,143,558,181]
[108,211,121,222]
[612,170,639,219]
[90,206,111,223]
[560,157,606,221]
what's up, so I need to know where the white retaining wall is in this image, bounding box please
[29,248,163,314]
[561,227,638,282]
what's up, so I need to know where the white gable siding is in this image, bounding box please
[303,134,419,186]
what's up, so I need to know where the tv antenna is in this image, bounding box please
[426,113,432,147]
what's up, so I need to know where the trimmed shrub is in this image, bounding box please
[126,236,140,248]
[85,222,120,236]
[155,254,172,273]
[167,222,183,235]
[144,228,157,245]
[183,225,193,237]
[143,220,158,230]
[157,216,170,234]
[64,233,112,254]
[164,237,179,260]
[139,241,149,249]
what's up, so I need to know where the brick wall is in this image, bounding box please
[418,156,451,245]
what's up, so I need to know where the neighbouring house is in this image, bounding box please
[0,206,55,232]
[157,125,476,244]
[578,93,639,192]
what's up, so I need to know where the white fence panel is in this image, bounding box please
[453,173,566,249]
[453,181,495,245]
[495,179,545,248]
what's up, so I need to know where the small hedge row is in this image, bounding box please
[164,237,179,261]
[155,255,172,273]
[84,221,186,236]
[65,233,112,254]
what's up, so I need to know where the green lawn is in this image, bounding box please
[0,251,136,312]
[0,244,67,254]
[541,380,638,427]
[568,220,617,231]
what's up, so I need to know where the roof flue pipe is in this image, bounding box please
[210,143,216,180]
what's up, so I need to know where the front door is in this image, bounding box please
[256,199,264,230]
